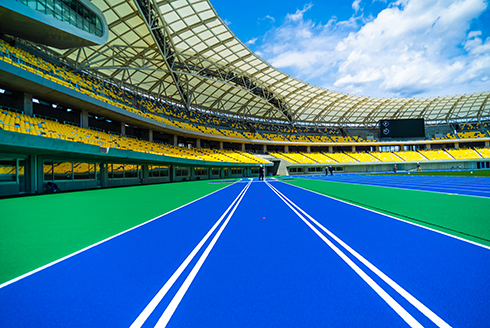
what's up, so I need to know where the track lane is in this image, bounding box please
[163,180,412,327]
[303,175,490,198]
[271,180,490,327]
[0,182,248,328]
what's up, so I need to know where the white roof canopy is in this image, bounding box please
[48,0,490,126]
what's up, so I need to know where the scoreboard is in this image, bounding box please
[379,119,425,139]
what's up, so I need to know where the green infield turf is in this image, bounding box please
[375,170,490,177]
[281,178,490,248]
[0,180,233,285]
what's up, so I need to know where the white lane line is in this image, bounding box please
[153,180,252,328]
[279,180,490,250]
[267,181,452,328]
[265,181,424,328]
[0,182,238,291]
[130,181,251,328]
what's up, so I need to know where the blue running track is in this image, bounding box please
[298,174,490,198]
[1,179,489,327]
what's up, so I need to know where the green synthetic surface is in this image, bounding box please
[0,181,233,285]
[281,178,490,247]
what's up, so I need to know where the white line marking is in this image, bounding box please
[130,181,251,328]
[267,182,451,328]
[0,182,237,290]
[279,179,490,250]
[266,181,428,328]
[153,180,252,327]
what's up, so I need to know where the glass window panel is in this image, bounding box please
[0,160,16,183]
[125,164,138,178]
[112,164,124,179]
[44,160,53,181]
[74,163,94,180]
[54,162,72,180]
[18,160,26,192]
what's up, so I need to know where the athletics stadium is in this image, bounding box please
[0,0,489,327]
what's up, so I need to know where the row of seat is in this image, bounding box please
[0,109,269,164]
[269,148,489,164]
[2,40,490,144]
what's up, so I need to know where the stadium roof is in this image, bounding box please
[47,0,490,126]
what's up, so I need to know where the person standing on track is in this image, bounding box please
[259,164,265,181]
[325,166,329,176]
[328,166,334,176]
[394,164,397,173]
[417,162,421,172]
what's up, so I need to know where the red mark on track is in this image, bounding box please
[263,217,266,219]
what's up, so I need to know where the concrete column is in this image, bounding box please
[307,145,311,153]
[120,122,126,136]
[23,93,33,116]
[263,144,267,153]
[169,165,174,182]
[27,155,37,194]
[426,144,432,150]
[148,130,153,142]
[219,141,224,150]
[285,145,289,152]
[99,163,108,188]
[375,145,380,151]
[141,164,149,184]
[328,146,333,153]
[36,156,45,194]
[196,138,201,148]
[80,110,89,129]
[241,143,246,151]
[485,141,489,147]
[174,135,178,146]
[454,142,459,149]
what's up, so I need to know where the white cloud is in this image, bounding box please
[256,0,490,97]
[265,15,275,22]
[224,19,231,25]
[286,3,313,22]
[352,0,362,12]
[246,37,258,45]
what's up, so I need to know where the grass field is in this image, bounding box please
[0,180,233,285]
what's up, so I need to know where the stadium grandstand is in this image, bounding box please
[0,0,489,197]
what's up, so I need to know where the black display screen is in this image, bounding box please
[379,119,425,139]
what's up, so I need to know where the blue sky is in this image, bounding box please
[211,0,490,98]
